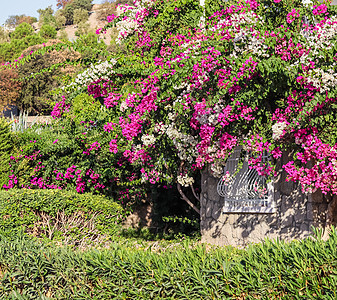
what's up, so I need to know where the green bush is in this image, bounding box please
[63,4,75,25]
[37,6,56,27]
[55,10,67,29]
[72,0,93,12]
[0,189,123,241]
[0,119,14,189]
[70,93,103,124]
[0,228,336,298]
[73,8,89,25]
[0,34,45,62]
[10,22,34,40]
[39,24,57,39]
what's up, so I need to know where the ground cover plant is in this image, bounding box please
[0,228,335,299]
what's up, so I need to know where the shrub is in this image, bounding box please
[73,8,89,25]
[58,29,69,41]
[72,32,107,59]
[10,22,34,40]
[39,24,57,39]
[75,21,91,37]
[0,68,21,111]
[70,93,102,123]
[38,6,57,28]
[55,10,67,29]
[0,119,14,189]
[73,0,93,12]
[63,4,75,25]
[0,189,123,242]
[0,34,45,62]
[14,39,81,114]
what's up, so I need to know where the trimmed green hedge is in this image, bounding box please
[0,189,123,239]
[0,228,336,299]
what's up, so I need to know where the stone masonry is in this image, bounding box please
[200,152,327,246]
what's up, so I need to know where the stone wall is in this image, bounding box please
[200,152,326,246]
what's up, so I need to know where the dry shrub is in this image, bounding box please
[29,210,111,249]
[0,68,21,113]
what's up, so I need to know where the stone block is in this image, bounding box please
[211,203,222,220]
[300,222,310,233]
[318,203,328,215]
[281,208,295,228]
[227,214,237,225]
[266,214,279,228]
[306,202,313,221]
[312,190,323,203]
[293,206,307,224]
[280,195,292,211]
[274,191,282,206]
[207,185,221,202]
[279,180,294,196]
[205,206,212,218]
[280,227,292,238]
[201,171,208,187]
[251,222,270,239]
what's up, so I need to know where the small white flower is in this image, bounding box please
[141,134,156,146]
[177,174,194,187]
[120,101,128,112]
[272,121,287,140]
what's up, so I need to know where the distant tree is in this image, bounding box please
[55,10,67,29]
[73,8,88,25]
[16,41,80,114]
[38,6,54,19]
[10,23,34,40]
[72,0,93,12]
[75,22,90,37]
[0,27,10,44]
[63,4,75,25]
[38,6,56,27]
[18,16,37,25]
[59,0,92,25]
[58,29,68,41]
[56,0,73,9]
[39,24,57,39]
[0,68,21,112]
[5,15,38,29]
[5,15,22,29]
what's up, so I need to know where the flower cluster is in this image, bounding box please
[62,59,117,94]
[177,173,195,187]
[51,96,70,119]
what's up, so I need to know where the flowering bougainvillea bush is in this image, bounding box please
[5,0,337,213]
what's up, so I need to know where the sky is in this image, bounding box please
[0,0,101,26]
